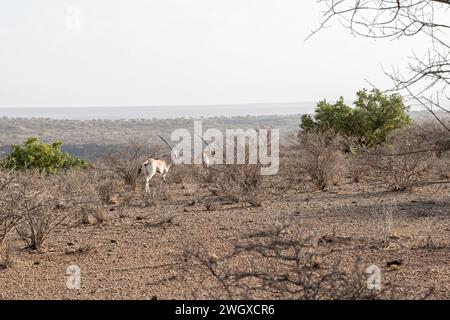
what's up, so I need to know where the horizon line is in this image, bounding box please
[0,101,320,109]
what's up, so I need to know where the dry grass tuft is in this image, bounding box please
[372,200,397,247]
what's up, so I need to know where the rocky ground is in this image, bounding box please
[0,174,449,300]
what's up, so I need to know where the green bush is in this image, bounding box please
[2,137,89,173]
[301,89,411,148]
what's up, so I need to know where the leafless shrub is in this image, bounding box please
[97,178,120,205]
[169,165,197,185]
[143,180,171,207]
[434,156,450,180]
[415,122,450,155]
[121,190,133,206]
[80,206,106,225]
[52,168,102,211]
[1,169,95,251]
[348,157,366,184]
[201,164,262,206]
[0,243,14,270]
[1,168,101,249]
[197,127,271,206]
[361,127,434,191]
[297,131,347,190]
[197,166,218,185]
[182,223,376,299]
[98,141,161,188]
[372,200,397,248]
[12,173,69,251]
[274,147,311,195]
[423,217,438,249]
[112,184,137,217]
[428,124,450,179]
[0,171,21,244]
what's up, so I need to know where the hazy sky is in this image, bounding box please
[0,0,426,107]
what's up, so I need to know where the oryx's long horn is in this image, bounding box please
[197,135,209,145]
[158,135,173,151]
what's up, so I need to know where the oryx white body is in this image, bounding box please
[140,156,173,194]
[202,151,212,168]
[140,135,177,194]
[140,135,215,194]
[198,135,215,168]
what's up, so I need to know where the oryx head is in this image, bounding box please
[158,135,179,163]
[198,135,216,157]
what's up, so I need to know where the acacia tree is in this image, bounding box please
[310,0,450,132]
[301,88,411,147]
[3,137,89,173]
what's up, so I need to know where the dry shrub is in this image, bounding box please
[274,147,311,195]
[197,165,217,184]
[371,200,397,247]
[182,223,376,299]
[143,180,171,207]
[297,131,347,190]
[423,216,438,249]
[348,156,366,184]
[360,126,436,191]
[201,164,262,206]
[0,243,14,270]
[122,190,133,205]
[0,171,21,244]
[434,156,450,180]
[414,121,450,155]
[197,127,273,206]
[12,172,81,251]
[430,127,450,178]
[362,153,427,191]
[97,178,121,205]
[359,123,450,191]
[80,206,106,225]
[53,168,103,210]
[98,141,161,188]
[168,165,197,185]
[0,169,95,251]
[408,122,450,181]
[85,168,126,206]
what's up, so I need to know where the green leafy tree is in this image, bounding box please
[301,89,411,147]
[2,137,89,173]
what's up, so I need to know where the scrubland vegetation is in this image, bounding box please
[0,96,449,299]
[0,114,300,159]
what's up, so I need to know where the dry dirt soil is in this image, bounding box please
[0,172,449,300]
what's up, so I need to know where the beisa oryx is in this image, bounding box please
[198,135,216,168]
[139,135,179,194]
